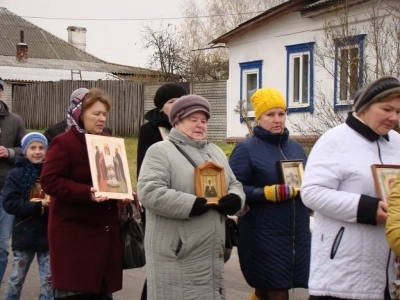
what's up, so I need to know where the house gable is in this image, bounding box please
[220,0,391,138]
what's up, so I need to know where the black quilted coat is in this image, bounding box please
[229,126,310,289]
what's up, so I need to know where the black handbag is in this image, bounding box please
[225,217,239,249]
[120,203,146,269]
[171,141,239,263]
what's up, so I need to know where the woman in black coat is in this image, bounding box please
[136,83,187,299]
[137,83,188,177]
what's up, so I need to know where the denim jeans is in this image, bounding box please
[0,194,14,282]
[4,250,52,300]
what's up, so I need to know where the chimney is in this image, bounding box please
[16,30,28,63]
[67,26,87,51]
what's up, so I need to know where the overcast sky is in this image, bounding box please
[0,0,185,68]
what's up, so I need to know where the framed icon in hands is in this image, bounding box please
[85,134,133,200]
[277,159,305,191]
[371,164,400,203]
[195,162,226,204]
[29,179,50,202]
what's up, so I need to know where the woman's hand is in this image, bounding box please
[90,187,109,202]
[40,200,50,215]
[215,194,241,215]
[40,200,50,207]
[117,191,137,204]
[376,200,388,223]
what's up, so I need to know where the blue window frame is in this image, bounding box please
[239,60,262,120]
[334,34,366,110]
[285,42,314,114]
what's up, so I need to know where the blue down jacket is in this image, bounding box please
[229,126,310,289]
[2,155,48,252]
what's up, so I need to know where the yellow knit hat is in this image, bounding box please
[250,87,286,120]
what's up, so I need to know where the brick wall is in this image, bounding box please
[1,82,12,111]
[192,81,227,142]
[143,83,164,114]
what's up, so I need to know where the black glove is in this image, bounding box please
[215,194,241,215]
[190,198,210,216]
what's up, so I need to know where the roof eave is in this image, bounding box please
[300,0,371,18]
[210,0,320,44]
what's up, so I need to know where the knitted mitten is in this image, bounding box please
[215,194,242,215]
[190,198,210,216]
[264,184,298,202]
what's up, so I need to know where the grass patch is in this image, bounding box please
[27,129,45,134]
[214,142,236,159]
[125,138,138,189]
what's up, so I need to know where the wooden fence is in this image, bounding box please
[13,80,143,137]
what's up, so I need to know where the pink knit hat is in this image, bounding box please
[169,94,211,125]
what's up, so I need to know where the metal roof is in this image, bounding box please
[0,66,121,82]
[0,55,161,75]
[0,7,159,76]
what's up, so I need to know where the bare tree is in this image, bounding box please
[290,0,400,139]
[180,0,287,81]
[233,100,256,137]
[140,22,184,81]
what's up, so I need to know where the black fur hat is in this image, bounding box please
[153,83,188,110]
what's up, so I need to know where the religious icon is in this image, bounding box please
[371,164,400,203]
[29,179,50,202]
[195,162,226,204]
[204,177,218,197]
[277,160,305,190]
[86,135,133,200]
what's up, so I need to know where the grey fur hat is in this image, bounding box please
[169,94,211,125]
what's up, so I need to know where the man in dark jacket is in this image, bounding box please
[0,77,27,284]
[44,88,111,144]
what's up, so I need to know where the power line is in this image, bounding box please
[20,11,264,21]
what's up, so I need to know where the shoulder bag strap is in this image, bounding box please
[170,141,198,168]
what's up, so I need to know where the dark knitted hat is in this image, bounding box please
[154,83,188,110]
[169,94,211,125]
[0,77,4,91]
[353,76,400,113]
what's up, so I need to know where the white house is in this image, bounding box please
[211,0,399,138]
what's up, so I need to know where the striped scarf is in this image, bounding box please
[66,93,87,133]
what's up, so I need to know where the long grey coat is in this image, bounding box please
[137,128,245,300]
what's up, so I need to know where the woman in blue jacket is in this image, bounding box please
[229,87,310,300]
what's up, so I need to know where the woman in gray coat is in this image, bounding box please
[137,95,245,300]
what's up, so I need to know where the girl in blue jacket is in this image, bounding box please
[2,132,51,300]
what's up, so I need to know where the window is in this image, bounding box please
[285,42,314,113]
[334,34,366,109]
[239,60,262,118]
